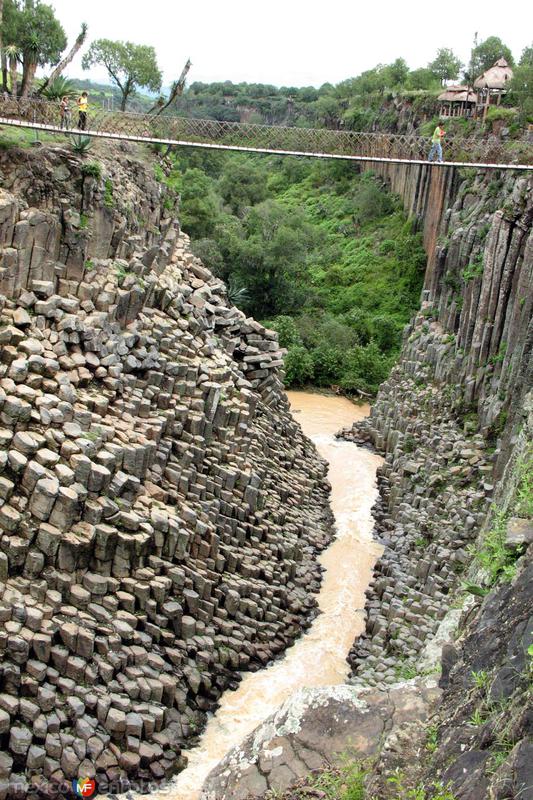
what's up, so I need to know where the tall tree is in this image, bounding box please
[386,58,409,87]
[5,43,19,95]
[13,0,67,97]
[519,43,533,67]
[82,39,162,111]
[38,21,87,95]
[0,0,6,91]
[428,48,463,85]
[507,44,533,122]
[471,36,515,79]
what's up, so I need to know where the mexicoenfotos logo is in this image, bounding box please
[71,778,97,798]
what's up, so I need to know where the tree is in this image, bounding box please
[506,45,533,122]
[470,36,514,79]
[38,22,87,95]
[0,0,6,91]
[385,58,409,87]
[428,48,462,85]
[406,67,439,90]
[217,159,269,216]
[82,39,162,111]
[4,42,20,95]
[3,0,67,98]
[519,43,533,67]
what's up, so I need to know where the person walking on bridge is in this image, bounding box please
[428,124,445,163]
[59,96,71,130]
[77,92,88,131]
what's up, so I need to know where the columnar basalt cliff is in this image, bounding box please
[0,145,333,796]
[203,167,532,800]
[341,167,532,798]
[347,169,532,685]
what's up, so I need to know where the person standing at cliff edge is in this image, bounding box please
[428,123,445,163]
[77,92,88,131]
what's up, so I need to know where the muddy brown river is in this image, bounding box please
[151,391,383,799]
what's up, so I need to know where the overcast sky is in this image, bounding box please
[49,0,530,89]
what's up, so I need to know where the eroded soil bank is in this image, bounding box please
[160,391,382,800]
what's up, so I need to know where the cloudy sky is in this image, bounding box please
[50,0,529,88]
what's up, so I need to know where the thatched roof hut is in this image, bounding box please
[474,58,514,90]
[438,86,477,103]
[438,85,477,118]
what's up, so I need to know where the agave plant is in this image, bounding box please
[69,134,93,155]
[227,278,250,307]
[39,76,77,102]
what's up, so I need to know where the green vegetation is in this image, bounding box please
[167,151,426,394]
[387,772,457,800]
[282,760,367,800]
[469,708,487,726]
[471,670,490,691]
[103,178,114,208]
[474,449,532,585]
[1,0,66,98]
[80,161,102,179]
[70,134,93,155]
[425,725,439,753]
[81,39,162,111]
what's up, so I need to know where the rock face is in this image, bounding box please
[344,170,532,687]
[0,145,333,795]
[203,680,441,800]
[340,169,533,795]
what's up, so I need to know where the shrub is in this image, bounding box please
[311,343,346,386]
[266,315,302,349]
[283,345,314,386]
[341,341,394,395]
[485,107,519,125]
[81,161,102,180]
[104,179,114,208]
[342,308,373,345]
[370,314,403,352]
[191,238,225,274]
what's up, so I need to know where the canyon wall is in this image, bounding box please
[203,166,532,800]
[0,144,333,796]
[344,166,532,797]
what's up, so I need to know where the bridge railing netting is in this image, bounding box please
[0,97,531,165]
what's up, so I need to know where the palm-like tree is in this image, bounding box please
[4,44,21,97]
[19,32,40,98]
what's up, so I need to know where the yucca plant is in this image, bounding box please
[3,44,21,97]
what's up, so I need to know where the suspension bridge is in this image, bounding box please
[0,97,532,170]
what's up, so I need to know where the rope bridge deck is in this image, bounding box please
[0,97,532,170]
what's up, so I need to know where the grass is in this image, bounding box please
[386,771,457,800]
[514,448,533,518]
[468,708,487,726]
[104,178,114,208]
[395,663,419,680]
[268,761,367,800]
[425,725,438,753]
[0,126,64,150]
[471,670,490,691]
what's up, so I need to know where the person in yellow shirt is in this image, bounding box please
[77,92,88,131]
[428,124,445,163]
